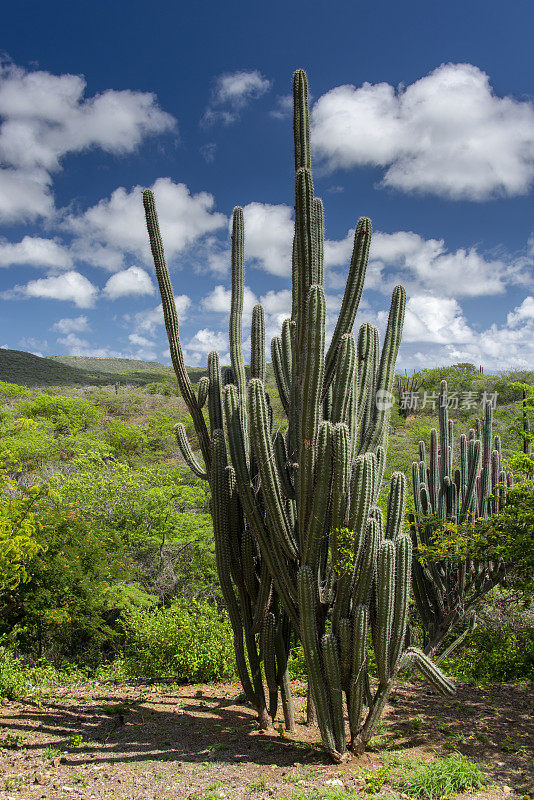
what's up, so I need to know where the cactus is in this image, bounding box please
[395,371,424,419]
[410,380,514,657]
[143,69,452,760]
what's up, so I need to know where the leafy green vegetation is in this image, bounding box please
[395,753,490,799]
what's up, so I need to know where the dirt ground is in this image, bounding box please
[0,680,531,800]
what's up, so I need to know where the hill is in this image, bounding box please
[0,349,118,387]
[0,349,206,387]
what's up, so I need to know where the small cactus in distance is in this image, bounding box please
[410,380,513,658]
[143,69,453,761]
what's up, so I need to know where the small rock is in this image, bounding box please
[325,778,344,787]
[503,788,512,795]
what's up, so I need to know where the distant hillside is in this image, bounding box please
[0,349,117,387]
[0,350,206,388]
[51,356,173,375]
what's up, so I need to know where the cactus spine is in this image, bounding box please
[410,380,514,657]
[144,69,452,760]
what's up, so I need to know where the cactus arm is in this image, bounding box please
[248,379,298,561]
[142,188,211,467]
[385,471,406,539]
[271,336,290,414]
[281,318,294,388]
[375,539,396,685]
[322,633,346,754]
[389,534,412,672]
[293,68,311,172]
[304,421,333,569]
[261,612,279,720]
[323,218,372,394]
[405,647,455,695]
[360,286,406,454]
[211,429,256,707]
[174,423,207,479]
[230,207,247,401]
[207,351,224,433]
[251,304,266,383]
[314,197,325,287]
[330,333,356,425]
[298,566,340,760]
[252,559,273,635]
[298,285,326,551]
[349,604,368,739]
[197,376,209,408]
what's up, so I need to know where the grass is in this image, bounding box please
[395,753,491,799]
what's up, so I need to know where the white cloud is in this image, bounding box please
[0,60,175,222]
[202,284,258,316]
[56,332,124,357]
[182,328,229,366]
[4,270,98,307]
[0,235,72,269]
[0,167,53,223]
[270,94,293,119]
[67,177,226,271]
[52,315,89,334]
[203,70,271,125]
[400,296,474,344]
[325,226,531,297]
[242,202,293,276]
[103,266,154,299]
[312,63,534,200]
[506,295,534,326]
[134,294,191,334]
[129,333,154,348]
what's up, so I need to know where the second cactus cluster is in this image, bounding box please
[411,381,514,657]
[143,69,454,761]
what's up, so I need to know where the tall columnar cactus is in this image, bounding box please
[410,380,514,658]
[143,69,453,761]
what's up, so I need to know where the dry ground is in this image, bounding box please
[0,680,532,800]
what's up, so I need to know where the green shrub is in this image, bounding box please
[0,381,30,400]
[17,394,99,433]
[120,599,237,682]
[0,643,28,699]
[396,754,490,799]
[442,625,534,683]
[145,381,175,396]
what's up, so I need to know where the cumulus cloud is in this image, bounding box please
[103,266,154,299]
[203,70,271,126]
[52,315,90,334]
[133,294,191,334]
[242,202,293,276]
[312,63,534,199]
[182,328,230,366]
[0,235,72,269]
[67,177,226,271]
[325,226,531,297]
[56,332,124,357]
[0,60,175,222]
[202,284,258,316]
[3,270,98,307]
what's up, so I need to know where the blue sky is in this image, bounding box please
[0,0,533,371]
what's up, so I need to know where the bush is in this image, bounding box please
[120,599,237,682]
[0,644,28,699]
[145,381,175,396]
[0,381,30,400]
[17,394,99,433]
[442,625,534,683]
